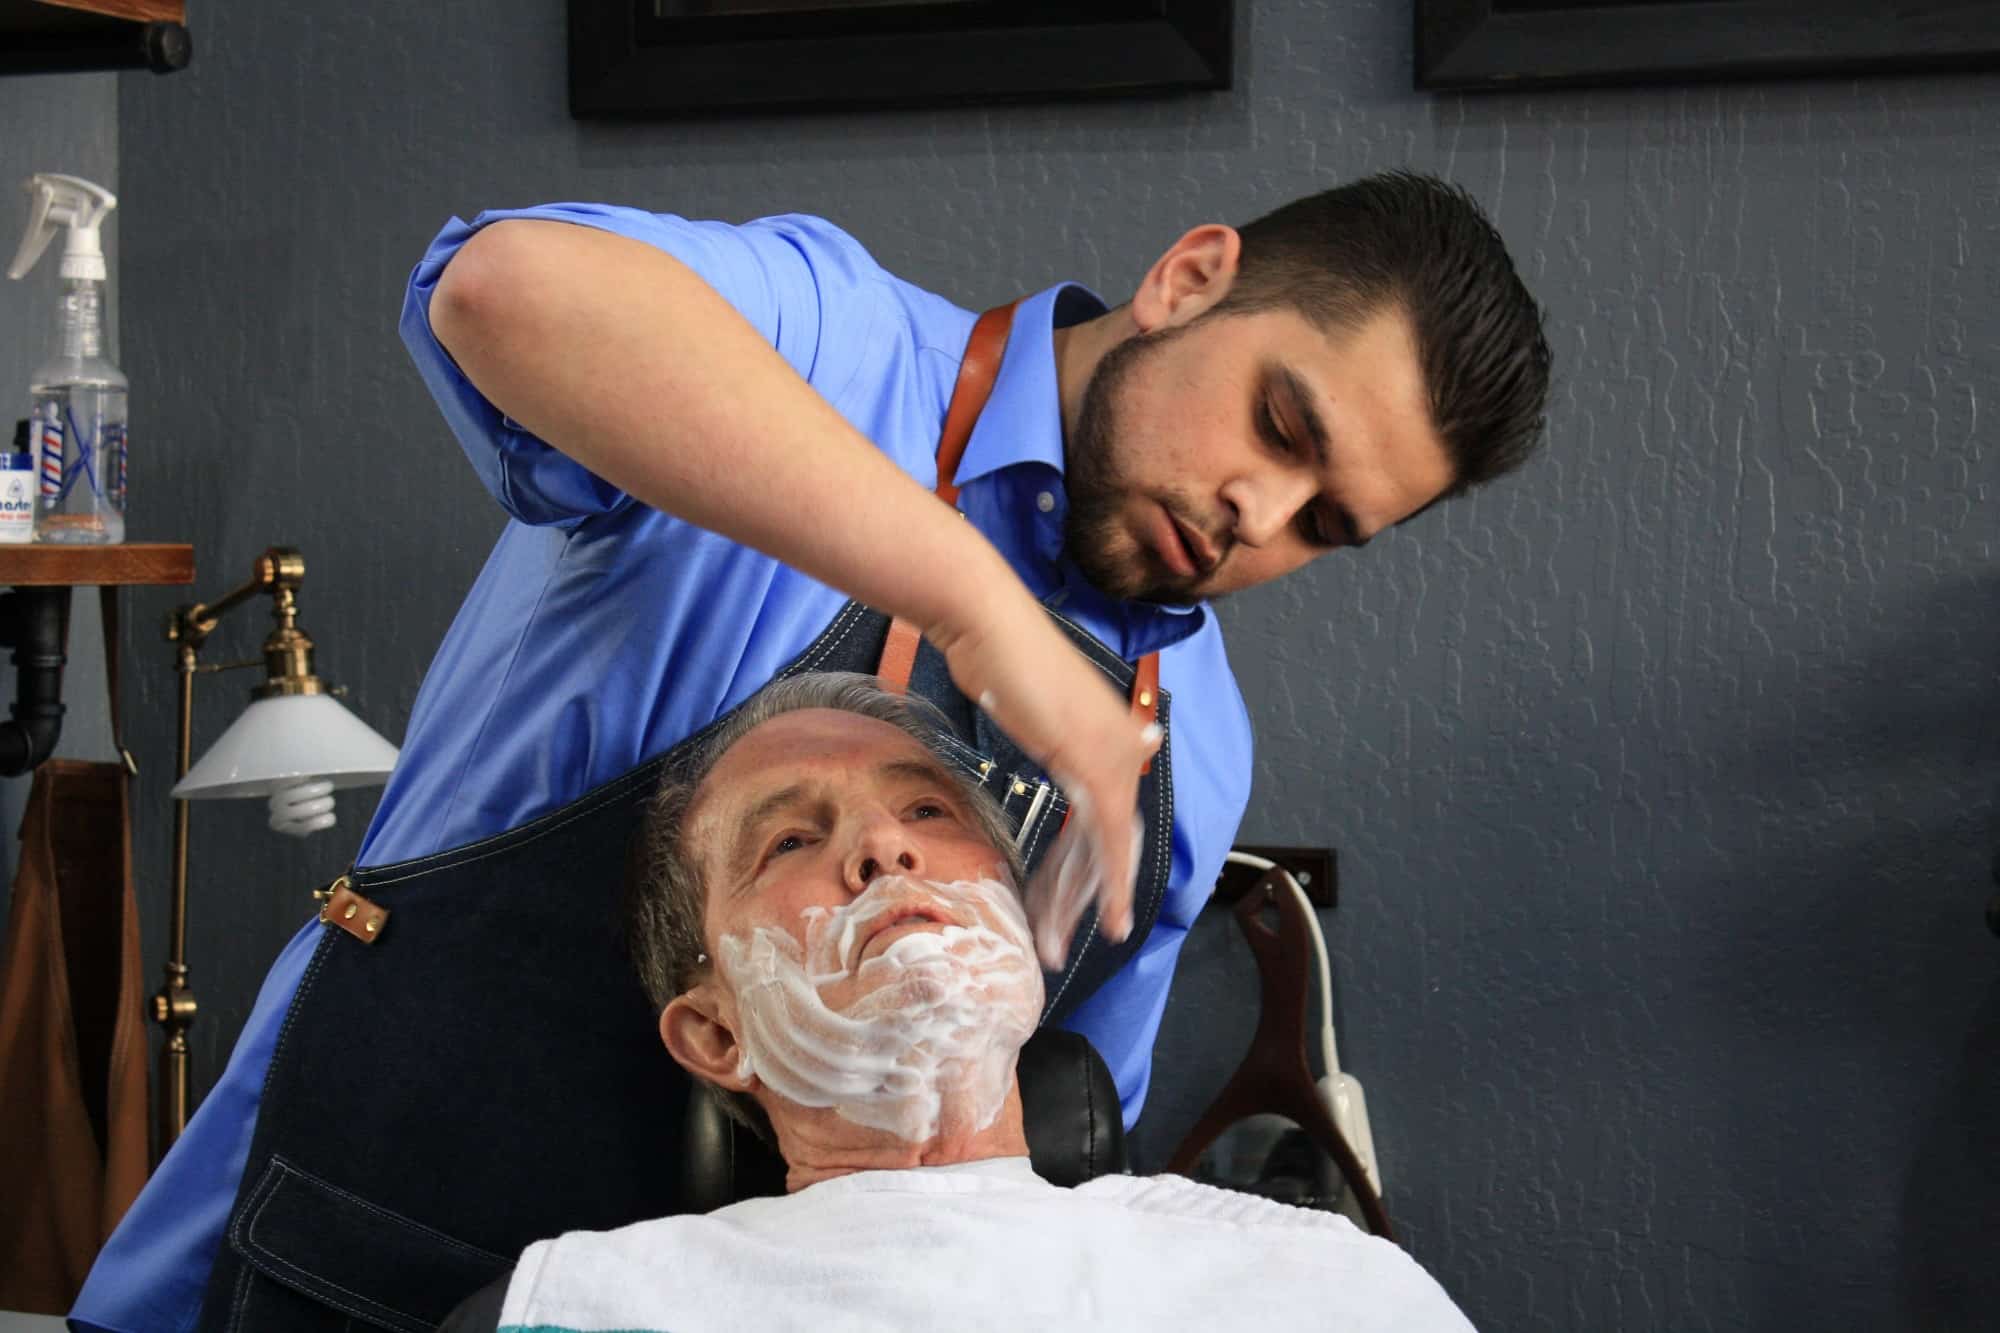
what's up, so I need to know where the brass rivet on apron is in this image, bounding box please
[366,916,381,933]
[1138,690,1153,708]
[1012,780,1028,796]
[343,903,358,920]
[979,761,993,776]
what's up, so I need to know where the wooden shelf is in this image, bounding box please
[37,0,182,20]
[0,541,192,586]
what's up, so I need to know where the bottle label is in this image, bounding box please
[0,469,36,543]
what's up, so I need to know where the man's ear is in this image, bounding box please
[1130,224,1242,334]
[661,986,755,1093]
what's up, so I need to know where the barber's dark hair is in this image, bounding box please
[624,671,1022,1143]
[1214,169,1552,496]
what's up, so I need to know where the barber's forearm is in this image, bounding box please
[428,218,1020,638]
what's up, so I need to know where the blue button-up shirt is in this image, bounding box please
[75,206,1252,1332]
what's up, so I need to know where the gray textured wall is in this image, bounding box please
[0,74,119,930]
[94,2,1999,1329]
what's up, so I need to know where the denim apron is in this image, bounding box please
[196,306,1173,1331]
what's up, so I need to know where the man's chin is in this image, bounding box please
[1078,556,1207,608]
[1066,537,1201,607]
[1135,580,1211,609]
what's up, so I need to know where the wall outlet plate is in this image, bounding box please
[1214,845,1336,910]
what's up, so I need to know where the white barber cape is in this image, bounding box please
[501,1156,1476,1332]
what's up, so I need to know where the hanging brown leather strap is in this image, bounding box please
[876,303,1162,767]
[0,589,149,1310]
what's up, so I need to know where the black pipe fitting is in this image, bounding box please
[0,587,72,777]
[0,20,191,77]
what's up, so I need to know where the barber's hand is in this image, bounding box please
[927,589,1161,971]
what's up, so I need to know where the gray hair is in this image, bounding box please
[624,671,1023,1140]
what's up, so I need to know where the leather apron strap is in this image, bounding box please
[875,303,1162,763]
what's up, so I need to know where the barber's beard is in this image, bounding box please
[1064,326,1208,608]
[717,876,1042,1144]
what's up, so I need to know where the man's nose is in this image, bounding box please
[844,814,924,892]
[1222,468,1319,548]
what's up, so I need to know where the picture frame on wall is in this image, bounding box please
[569,1,1234,118]
[1416,0,2000,93]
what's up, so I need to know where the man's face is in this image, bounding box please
[690,708,1019,1005]
[1065,302,1457,606]
[680,708,1041,1141]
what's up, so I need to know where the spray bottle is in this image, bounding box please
[7,173,125,544]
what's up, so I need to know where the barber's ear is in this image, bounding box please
[1130,224,1241,334]
[661,987,755,1093]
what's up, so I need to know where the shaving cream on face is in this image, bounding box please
[716,876,1043,1143]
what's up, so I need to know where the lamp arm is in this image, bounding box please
[169,548,303,652]
[194,657,266,675]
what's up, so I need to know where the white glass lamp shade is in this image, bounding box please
[171,693,399,800]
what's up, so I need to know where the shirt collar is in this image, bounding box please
[954,283,1100,489]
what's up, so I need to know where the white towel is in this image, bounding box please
[499,1156,1476,1332]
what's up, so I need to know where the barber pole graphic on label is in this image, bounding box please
[38,407,62,499]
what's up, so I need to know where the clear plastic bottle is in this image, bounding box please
[8,174,125,545]
[30,276,126,544]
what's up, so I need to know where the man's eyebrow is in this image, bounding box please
[726,781,809,874]
[1272,365,1366,548]
[878,755,962,794]
[1272,364,1329,471]
[719,755,959,876]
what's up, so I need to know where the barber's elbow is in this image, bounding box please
[428,220,550,362]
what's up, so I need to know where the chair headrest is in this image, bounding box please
[681,1027,1127,1210]
[1014,1028,1128,1187]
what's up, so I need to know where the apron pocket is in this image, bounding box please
[230,1154,512,1332]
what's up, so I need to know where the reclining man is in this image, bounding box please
[442,671,1476,1332]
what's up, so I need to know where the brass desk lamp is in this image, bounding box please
[151,547,397,1154]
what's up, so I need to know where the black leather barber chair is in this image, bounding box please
[438,1028,1125,1331]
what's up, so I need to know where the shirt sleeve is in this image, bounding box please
[398,205,886,528]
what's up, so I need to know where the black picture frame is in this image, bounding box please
[569,1,1233,118]
[1416,0,2000,93]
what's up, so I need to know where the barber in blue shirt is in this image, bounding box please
[76,172,1550,1331]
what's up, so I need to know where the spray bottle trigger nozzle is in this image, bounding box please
[8,173,116,284]
[6,181,56,282]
